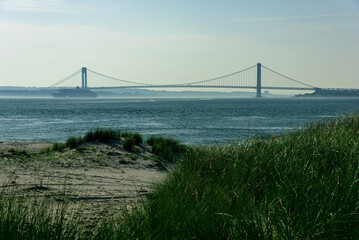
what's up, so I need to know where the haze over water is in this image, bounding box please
[0,98,358,145]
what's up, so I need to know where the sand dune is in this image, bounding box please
[0,141,170,218]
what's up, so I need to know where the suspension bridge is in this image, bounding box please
[49,63,325,97]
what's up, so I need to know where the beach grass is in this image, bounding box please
[1,114,359,239]
[43,128,146,152]
[102,114,359,239]
[66,128,122,148]
[146,136,185,162]
[0,187,85,240]
[122,132,143,151]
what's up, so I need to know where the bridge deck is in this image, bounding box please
[89,85,315,91]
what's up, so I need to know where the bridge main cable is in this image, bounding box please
[49,69,82,88]
[179,64,257,86]
[261,64,316,89]
[87,69,153,86]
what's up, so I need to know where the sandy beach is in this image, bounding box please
[0,141,170,219]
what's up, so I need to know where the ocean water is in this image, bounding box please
[0,97,358,145]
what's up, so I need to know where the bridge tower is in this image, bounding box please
[81,67,87,88]
[256,63,262,97]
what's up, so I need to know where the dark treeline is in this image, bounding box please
[297,88,359,97]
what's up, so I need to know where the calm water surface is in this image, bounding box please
[0,98,358,145]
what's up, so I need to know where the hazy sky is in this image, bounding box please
[0,0,358,89]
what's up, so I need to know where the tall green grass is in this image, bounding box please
[146,136,185,162]
[0,187,85,239]
[2,115,359,239]
[103,114,359,239]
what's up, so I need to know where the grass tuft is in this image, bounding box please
[44,129,143,152]
[66,128,122,148]
[84,128,122,143]
[123,137,135,151]
[132,132,143,145]
[121,132,143,151]
[65,136,81,149]
[146,136,185,162]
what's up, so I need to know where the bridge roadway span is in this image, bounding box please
[89,85,315,91]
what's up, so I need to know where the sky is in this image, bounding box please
[0,0,358,90]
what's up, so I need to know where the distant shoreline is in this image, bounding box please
[295,88,359,97]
